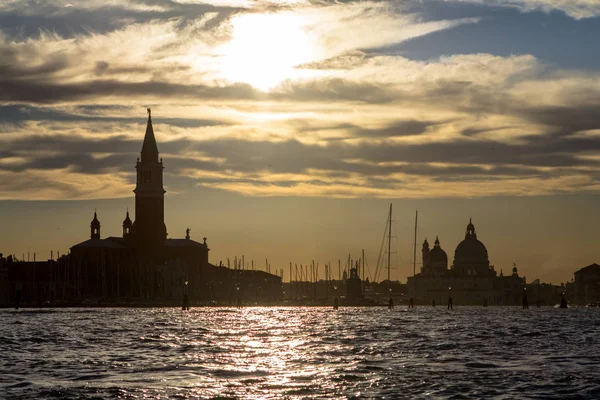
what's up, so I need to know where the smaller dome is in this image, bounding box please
[429,236,447,264]
[422,239,429,250]
[429,246,447,263]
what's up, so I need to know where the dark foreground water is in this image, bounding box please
[1,307,599,399]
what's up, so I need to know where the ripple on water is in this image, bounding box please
[1,307,600,398]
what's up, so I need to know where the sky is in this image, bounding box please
[1,0,600,284]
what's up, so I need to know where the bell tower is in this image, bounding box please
[122,210,132,238]
[132,108,167,252]
[90,211,101,239]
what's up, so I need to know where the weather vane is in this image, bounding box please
[147,107,151,117]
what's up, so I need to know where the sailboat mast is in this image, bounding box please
[413,210,418,277]
[387,203,392,290]
[362,248,365,295]
[362,248,365,282]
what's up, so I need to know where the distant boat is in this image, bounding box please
[558,293,568,308]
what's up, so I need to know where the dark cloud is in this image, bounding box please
[0,171,80,194]
[0,78,261,103]
[354,137,597,168]
[3,134,141,156]
[0,1,241,39]
[2,127,600,199]
[180,133,600,179]
[1,153,132,175]
[94,61,110,75]
[297,52,368,71]
[272,78,395,104]
[0,105,229,128]
[0,67,400,105]
[4,112,600,180]
[353,120,435,138]
[517,104,600,136]
[2,90,600,195]
[0,49,70,80]
[292,119,435,139]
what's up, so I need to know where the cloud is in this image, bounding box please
[0,0,240,38]
[0,1,480,101]
[0,169,133,200]
[3,100,600,200]
[0,78,262,103]
[0,1,599,200]
[0,105,229,128]
[444,0,600,19]
[2,51,600,199]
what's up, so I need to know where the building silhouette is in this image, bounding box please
[68,110,210,302]
[346,263,363,300]
[453,219,493,277]
[573,263,600,305]
[1,111,282,306]
[407,219,526,305]
[133,110,168,253]
[0,254,8,305]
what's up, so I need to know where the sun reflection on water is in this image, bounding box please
[3,307,600,398]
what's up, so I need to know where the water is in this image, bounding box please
[1,307,599,399]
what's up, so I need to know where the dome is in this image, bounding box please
[454,237,488,261]
[429,245,448,264]
[454,219,488,261]
[429,236,447,264]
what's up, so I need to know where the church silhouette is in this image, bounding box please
[65,110,282,305]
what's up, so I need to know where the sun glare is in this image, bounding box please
[217,13,316,91]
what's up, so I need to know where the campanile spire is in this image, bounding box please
[132,109,167,252]
[141,108,159,163]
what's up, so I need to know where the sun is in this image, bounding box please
[217,12,316,91]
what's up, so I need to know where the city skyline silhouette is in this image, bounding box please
[1,0,600,287]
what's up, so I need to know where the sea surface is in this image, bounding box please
[1,306,599,399]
